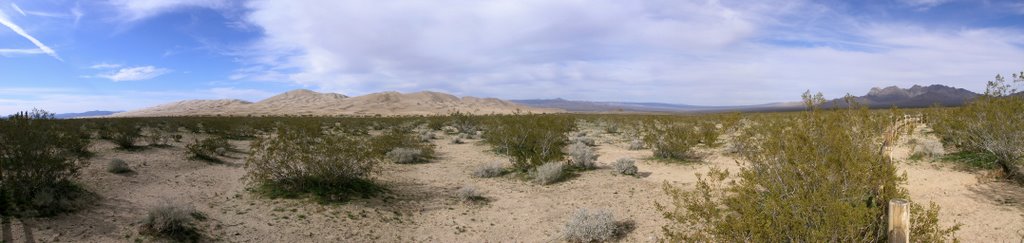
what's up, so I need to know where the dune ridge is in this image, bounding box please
[111,89,560,117]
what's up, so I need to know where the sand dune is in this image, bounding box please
[111,89,560,117]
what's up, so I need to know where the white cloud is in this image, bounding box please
[107,0,233,21]
[0,48,43,56]
[96,0,1024,105]
[0,87,276,115]
[95,66,172,81]
[899,0,954,10]
[89,62,123,69]
[0,9,62,61]
[10,3,25,16]
[223,0,1024,104]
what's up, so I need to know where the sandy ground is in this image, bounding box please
[1,123,1022,242]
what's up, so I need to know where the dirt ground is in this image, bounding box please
[2,123,1022,242]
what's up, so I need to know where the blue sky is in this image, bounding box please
[1,0,1022,114]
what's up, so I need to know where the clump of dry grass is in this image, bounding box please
[564,208,619,242]
[532,162,565,185]
[140,202,205,242]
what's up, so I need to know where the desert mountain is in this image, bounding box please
[512,84,980,113]
[826,84,979,108]
[111,89,559,117]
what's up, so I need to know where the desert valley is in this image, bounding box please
[2,83,1024,242]
[3,1,1024,242]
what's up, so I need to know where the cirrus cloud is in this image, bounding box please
[94,66,172,82]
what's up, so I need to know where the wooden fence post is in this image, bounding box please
[888,199,910,243]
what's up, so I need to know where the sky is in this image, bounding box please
[0,0,1023,114]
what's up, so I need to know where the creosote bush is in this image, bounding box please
[657,93,958,242]
[371,128,435,161]
[145,127,172,147]
[245,127,383,203]
[140,202,205,242]
[567,142,598,170]
[644,123,701,161]
[473,161,507,178]
[186,136,232,163]
[532,162,565,185]
[107,159,132,174]
[0,109,90,216]
[106,121,142,149]
[613,158,638,176]
[564,208,619,242]
[482,115,575,172]
[928,72,1024,183]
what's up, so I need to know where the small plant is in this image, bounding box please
[613,158,638,176]
[472,161,507,178]
[0,109,90,216]
[567,142,598,170]
[627,139,644,150]
[140,202,205,242]
[419,131,436,142]
[573,136,596,147]
[387,147,428,164]
[455,186,486,202]
[564,208,619,242]
[107,122,142,149]
[481,115,575,172]
[644,124,701,161]
[185,136,232,162]
[107,159,132,174]
[145,128,171,147]
[245,127,383,203]
[451,137,464,144]
[532,162,565,185]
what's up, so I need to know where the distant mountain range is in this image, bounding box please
[826,84,979,108]
[55,110,122,119]
[512,84,981,113]
[49,84,989,117]
[110,89,558,117]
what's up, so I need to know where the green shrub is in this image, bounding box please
[643,123,701,161]
[185,136,232,163]
[145,127,172,147]
[657,94,957,242]
[106,121,142,149]
[245,127,383,203]
[482,115,575,171]
[928,72,1024,183]
[370,128,435,160]
[140,202,205,242]
[107,159,132,174]
[0,109,90,216]
[696,121,721,147]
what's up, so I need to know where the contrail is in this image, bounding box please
[0,10,63,61]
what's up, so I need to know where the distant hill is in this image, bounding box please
[111,89,559,117]
[513,84,981,113]
[55,110,122,119]
[825,84,979,108]
[510,98,805,113]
